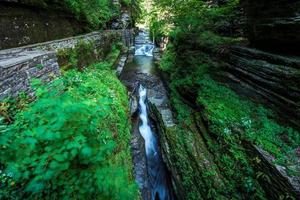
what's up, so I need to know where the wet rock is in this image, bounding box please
[129,93,138,116]
[116,55,127,76]
[148,103,226,200]
[153,47,162,61]
[130,115,150,200]
[128,46,135,54]
[111,11,132,30]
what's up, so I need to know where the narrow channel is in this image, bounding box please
[120,29,174,200]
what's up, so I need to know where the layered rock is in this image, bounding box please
[221,46,300,128]
[148,98,227,200]
[243,141,300,199]
[241,0,300,52]
[215,1,300,197]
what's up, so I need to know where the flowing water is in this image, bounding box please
[138,85,173,200]
[121,30,174,200]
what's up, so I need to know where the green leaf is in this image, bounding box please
[81,146,92,157]
[54,154,66,162]
[49,161,59,169]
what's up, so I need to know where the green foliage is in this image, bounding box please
[165,89,267,199]
[0,93,31,124]
[57,40,97,72]
[57,40,122,73]
[64,0,114,28]
[0,48,138,199]
[159,44,176,73]
[143,0,298,199]
[197,76,300,169]
[36,64,44,70]
[20,0,117,28]
[144,0,241,40]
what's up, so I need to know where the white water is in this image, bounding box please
[129,30,173,200]
[138,85,157,156]
[138,85,172,200]
[135,43,154,57]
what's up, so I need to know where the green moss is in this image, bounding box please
[166,85,268,199]
[57,40,122,73]
[197,76,300,172]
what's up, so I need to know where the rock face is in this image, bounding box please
[0,2,87,50]
[243,141,300,199]
[215,1,300,197]
[241,0,300,52]
[221,46,300,128]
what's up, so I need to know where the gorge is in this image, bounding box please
[0,0,300,200]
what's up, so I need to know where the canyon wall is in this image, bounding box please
[223,0,300,129]
[241,0,300,52]
[0,1,88,50]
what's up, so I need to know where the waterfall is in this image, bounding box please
[138,85,173,200]
[135,43,154,57]
[138,85,157,156]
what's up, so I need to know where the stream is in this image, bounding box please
[120,30,174,200]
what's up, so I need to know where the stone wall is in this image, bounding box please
[0,1,88,50]
[0,30,133,100]
[0,50,60,99]
[1,31,125,53]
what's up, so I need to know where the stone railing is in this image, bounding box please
[0,30,134,100]
[0,50,60,99]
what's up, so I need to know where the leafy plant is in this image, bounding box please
[0,49,138,199]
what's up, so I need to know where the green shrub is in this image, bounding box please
[0,60,138,200]
[65,0,114,28]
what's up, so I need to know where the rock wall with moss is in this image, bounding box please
[147,0,300,199]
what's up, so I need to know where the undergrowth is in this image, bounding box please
[0,45,138,199]
[158,40,300,198]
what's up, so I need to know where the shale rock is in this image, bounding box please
[222,45,300,129]
[241,0,300,52]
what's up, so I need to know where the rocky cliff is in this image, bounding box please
[0,1,89,50]
[241,0,300,53]
[151,1,300,199]
[220,0,300,129]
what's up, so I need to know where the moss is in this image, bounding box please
[57,39,122,73]
[57,40,99,72]
[197,76,300,170]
